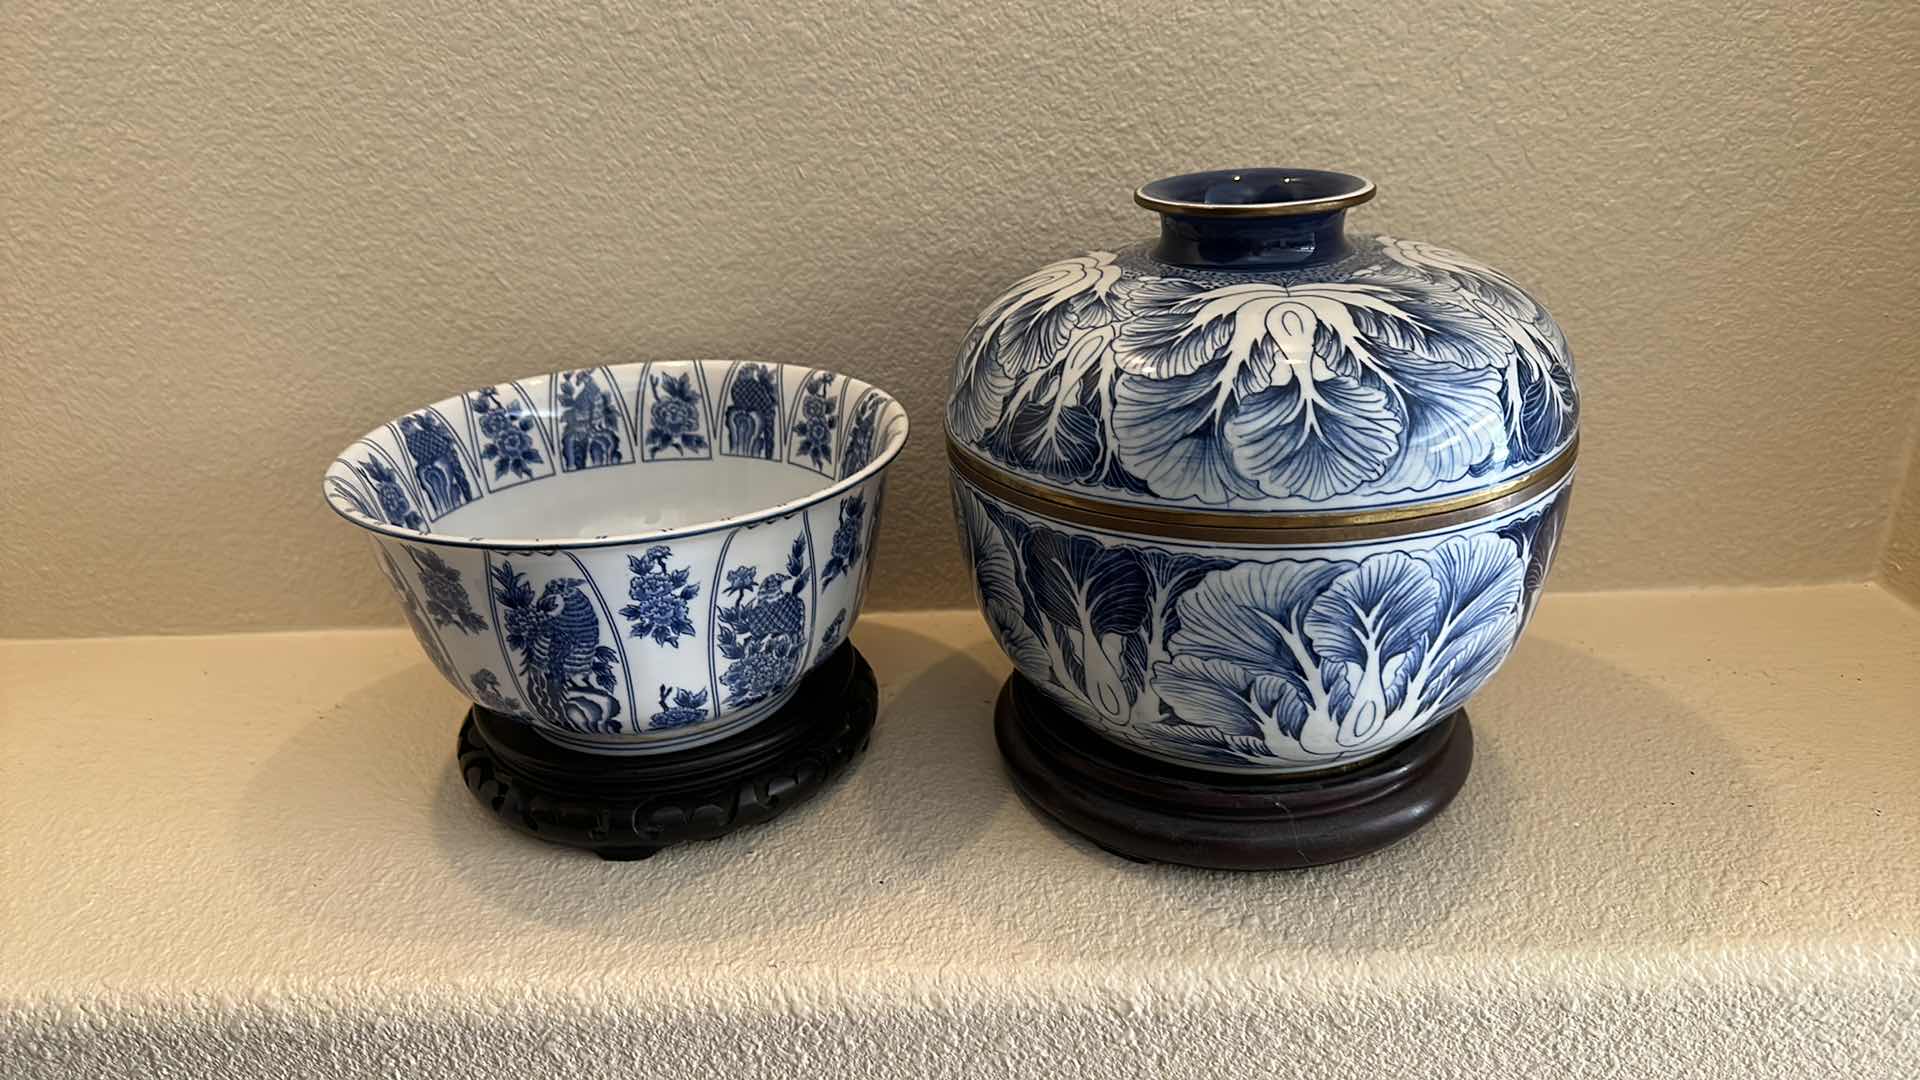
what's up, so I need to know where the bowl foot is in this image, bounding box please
[995,673,1471,871]
[458,642,876,860]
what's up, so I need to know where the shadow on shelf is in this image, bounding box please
[927,631,1782,959]
[232,617,1015,947]
[230,617,1785,958]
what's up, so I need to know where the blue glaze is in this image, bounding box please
[1152,210,1352,270]
[468,388,550,486]
[840,389,885,480]
[645,369,711,459]
[1136,167,1366,209]
[947,175,1578,516]
[819,609,848,654]
[325,361,910,756]
[953,474,1574,773]
[555,369,624,471]
[715,531,812,710]
[488,558,626,734]
[947,170,1580,774]
[1140,168,1367,270]
[620,545,701,647]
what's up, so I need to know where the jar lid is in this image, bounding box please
[945,171,1580,535]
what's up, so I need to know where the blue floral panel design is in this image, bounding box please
[408,547,487,633]
[839,389,885,480]
[642,364,713,460]
[376,544,462,687]
[326,361,912,756]
[620,545,700,647]
[714,532,811,709]
[649,685,711,730]
[395,407,479,520]
[722,362,780,460]
[787,370,840,474]
[554,369,626,472]
[488,557,627,733]
[355,454,426,532]
[820,495,866,586]
[466,386,554,491]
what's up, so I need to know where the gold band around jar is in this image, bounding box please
[946,436,1579,545]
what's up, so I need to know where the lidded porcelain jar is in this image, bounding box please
[947,168,1578,774]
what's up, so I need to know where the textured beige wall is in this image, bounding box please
[5,1,1920,638]
[1885,422,1920,603]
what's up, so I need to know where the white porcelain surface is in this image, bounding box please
[325,361,908,753]
[952,471,1573,774]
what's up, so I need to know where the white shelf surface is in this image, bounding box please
[4,585,1919,1079]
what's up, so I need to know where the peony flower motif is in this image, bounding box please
[493,427,530,455]
[410,548,487,634]
[649,685,710,729]
[620,545,700,647]
[718,634,800,707]
[359,458,425,531]
[791,371,837,469]
[724,565,759,601]
[471,388,546,481]
[1366,236,1578,461]
[646,371,709,457]
[654,398,698,431]
[1108,276,1512,503]
[948,252,1134,444]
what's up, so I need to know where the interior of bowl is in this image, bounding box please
[324,361,909,546]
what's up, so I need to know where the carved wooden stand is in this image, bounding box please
[994,673,1471,870]
[459,642,876,860]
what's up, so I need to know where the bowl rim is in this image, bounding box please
[322,361,910,551]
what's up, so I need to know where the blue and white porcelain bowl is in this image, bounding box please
[325,361,908,754]
[947,168,1579,774]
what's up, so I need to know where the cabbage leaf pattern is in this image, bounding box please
[948,240,1577,505]
[955,483,1569,769]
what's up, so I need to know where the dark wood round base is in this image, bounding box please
[995,673,1472,870]
[459,642,877,860]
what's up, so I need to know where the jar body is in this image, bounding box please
[952,468,1571,773]
[946,174,1578,775]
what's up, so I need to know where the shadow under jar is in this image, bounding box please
[946,168,1579,869]
[325,360,908,857]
